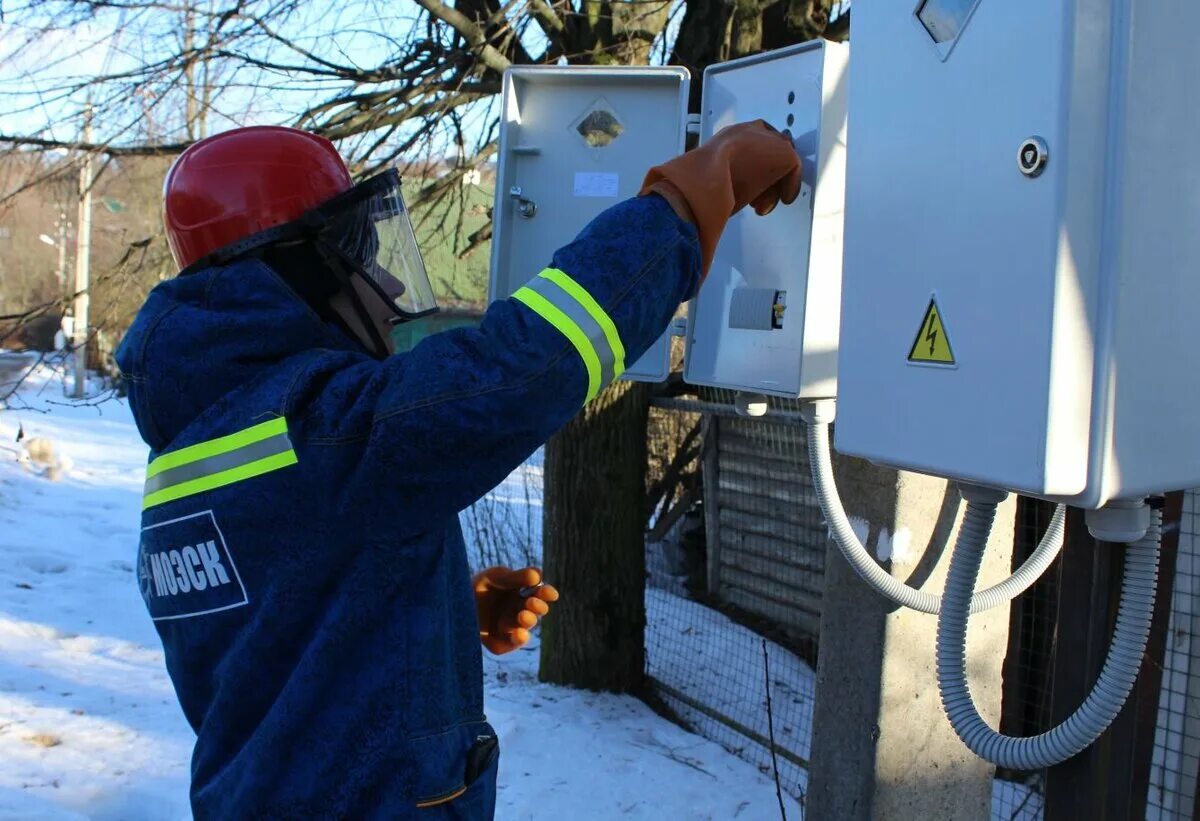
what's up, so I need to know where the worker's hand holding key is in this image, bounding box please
[473,566,559,655]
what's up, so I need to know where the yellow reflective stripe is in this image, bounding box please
[513,286,602,402]
[415,785,468,808]
[143,449,298,511]
[537,268,626,378]
[146,417,288,479]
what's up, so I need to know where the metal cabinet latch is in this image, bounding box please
[509,186,537,218]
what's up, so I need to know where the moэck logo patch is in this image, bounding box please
[138,510,249,621]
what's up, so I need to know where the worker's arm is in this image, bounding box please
[297,121,801,533]
[343,191,699,529]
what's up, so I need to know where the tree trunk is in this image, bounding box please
[611,1,673,66]
[538,379,650,691]
[536,1,669,693]
[731,0,773,59]
[537,0,846,693]
[183,8,197,142]
[762,0,836,51]
[673,0,734,111]
[673,0,840,108]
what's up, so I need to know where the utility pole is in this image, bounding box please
[71,106,94,399]
[55,205,68,290]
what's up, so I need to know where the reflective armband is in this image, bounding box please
[143,417,297,510]
[512,268,626,403]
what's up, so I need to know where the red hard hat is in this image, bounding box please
[163,125,353,271]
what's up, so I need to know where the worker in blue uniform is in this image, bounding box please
[116,120,801,818]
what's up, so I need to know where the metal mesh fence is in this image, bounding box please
[644,390,825,806]
[991,497,1061,820]
[1147,489,1200,819]
[986,492,1200,821]
[461,446,543,573]
[641,394,1068,819]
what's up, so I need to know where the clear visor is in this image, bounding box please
[319,171,437,319]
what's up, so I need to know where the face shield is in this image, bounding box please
[174,166,438,359]
[313,169,438,322]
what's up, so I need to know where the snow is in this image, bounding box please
[485,648,800,819]
[0,370,191,820]
[0,363,799,820]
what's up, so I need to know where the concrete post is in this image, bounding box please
[807,453,1016,820]
[71,107,94,400]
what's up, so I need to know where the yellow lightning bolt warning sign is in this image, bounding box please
[908,298,955,365]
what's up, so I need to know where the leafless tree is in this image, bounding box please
[0,0,846,234]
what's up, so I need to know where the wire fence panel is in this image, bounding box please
[460,447,544,573]
[644,587,815,801]
[644,396,1063,820]
[1147,489,1200,819]
[989,497,1061,820]
[644,392,825,807]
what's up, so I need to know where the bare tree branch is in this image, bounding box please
[412,0,514,75]
[0,134,190,156]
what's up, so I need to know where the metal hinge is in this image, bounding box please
[670,316,688,337]
[685,113,702,138]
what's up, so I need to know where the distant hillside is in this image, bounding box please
[0,151,498,332]
[408,181,494,309]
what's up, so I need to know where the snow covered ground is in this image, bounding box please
[0,364,799,820]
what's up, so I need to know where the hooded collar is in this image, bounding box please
[115,258,363,451]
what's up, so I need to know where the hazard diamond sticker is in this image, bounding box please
[908,298,956,366]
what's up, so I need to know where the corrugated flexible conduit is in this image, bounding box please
[806,419,1065,614]
[936,504,1161,768]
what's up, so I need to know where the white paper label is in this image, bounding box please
[573,172,619,198]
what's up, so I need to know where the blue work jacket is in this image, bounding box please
[115,193,701,819]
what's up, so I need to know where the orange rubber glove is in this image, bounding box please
[640,119,803,276]
[473,566,560,655]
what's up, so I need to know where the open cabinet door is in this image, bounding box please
[489,66,690,382]
[684,41,848,400]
